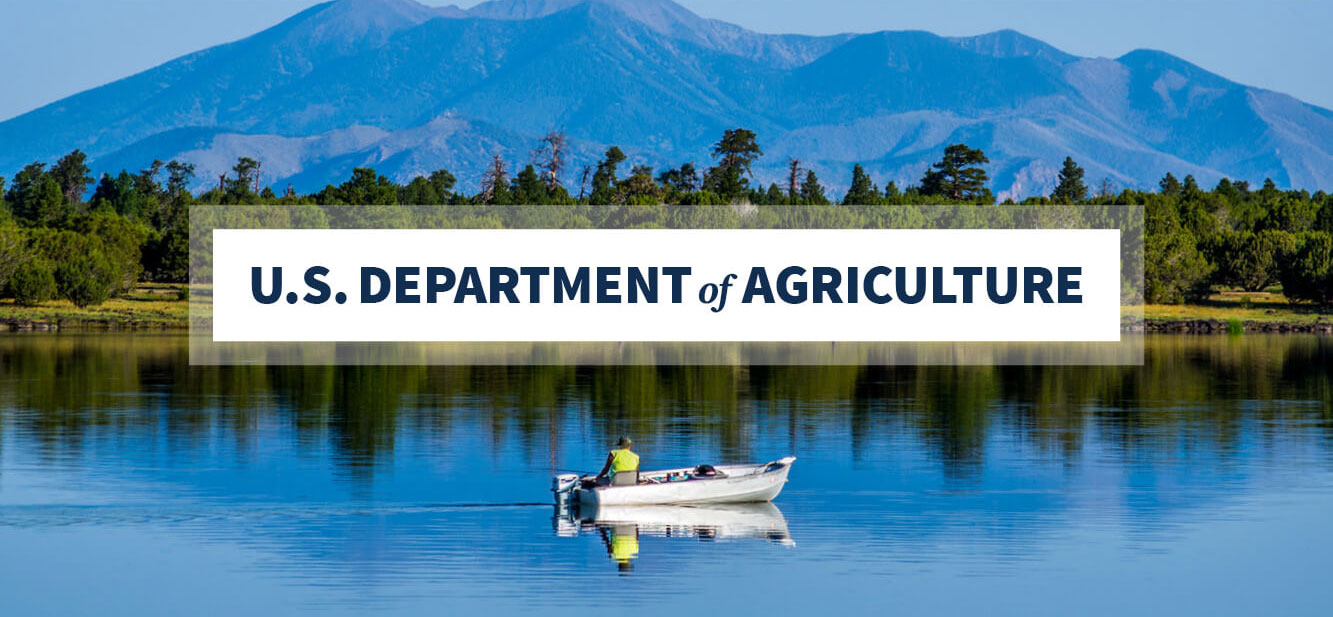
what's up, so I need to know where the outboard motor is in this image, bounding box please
[552,473,580,505]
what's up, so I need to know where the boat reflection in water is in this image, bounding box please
[555,502,795,573]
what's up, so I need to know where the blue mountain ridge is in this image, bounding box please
[2,0,1330,198]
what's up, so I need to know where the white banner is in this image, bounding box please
[211,229,1122,343]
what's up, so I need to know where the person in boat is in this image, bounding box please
[595,436,639,486]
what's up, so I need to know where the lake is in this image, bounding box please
[1,334,1331,616]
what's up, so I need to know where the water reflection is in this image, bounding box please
[1,334,1332,615]
[556,503,795,573]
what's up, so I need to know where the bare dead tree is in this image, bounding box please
[533,130,568,191]
[578,164,593,201]
[785,158,803,202]
[1098,177,1116,199]
[480,153,510,203]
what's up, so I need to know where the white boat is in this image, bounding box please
[552,456,796,506]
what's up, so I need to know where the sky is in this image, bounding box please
[1,0,1329,121]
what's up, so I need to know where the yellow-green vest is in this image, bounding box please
[610,448,639,474]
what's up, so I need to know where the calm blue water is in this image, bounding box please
[1,335,1331,616]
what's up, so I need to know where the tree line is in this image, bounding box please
[2,128,1331,308]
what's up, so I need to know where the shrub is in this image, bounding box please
[1281,232,1333,306]
[1212,229,1297,292]
[72,213,147,295]
[1145,225,1213,304]
[55,251,116,308]
[10,259,56,306]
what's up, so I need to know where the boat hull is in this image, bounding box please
[571,457,795,507]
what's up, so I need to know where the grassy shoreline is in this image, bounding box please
[1140,292,1332,333]
[0,283,189,330]
[2,287,1329,334]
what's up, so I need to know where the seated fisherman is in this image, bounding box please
[596,436,640,485]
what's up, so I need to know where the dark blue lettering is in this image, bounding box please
[361,267,390,304]
[896,267,926,304]
[396,267,420,304]
[490,267,519,303]
[556,267,590,303]
[456,267,487,303]
[1058,267,1083,303]
[252,267,282,305]
[426,267,455,303]
[303,266,331,304]
[1025,267,1054,303]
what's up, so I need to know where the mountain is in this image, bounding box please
[2,0,1330,199]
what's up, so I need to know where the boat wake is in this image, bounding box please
[0,501,551,528]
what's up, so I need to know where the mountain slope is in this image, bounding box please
[1,0,1330,199]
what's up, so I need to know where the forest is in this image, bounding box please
[1,128,1331,310]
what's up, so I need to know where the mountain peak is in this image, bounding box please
[948,29,1075,63]
[469,0,706,31]
[271,0,462,50]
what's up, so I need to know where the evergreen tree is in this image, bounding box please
[223,157,262,204]
[589,147,626,204]
[619,165,661,203]
[50,150,93,205]
[884,181,901,200]
[1051,157,1088,203]
[784,159,803,204]
[512,165,549,204]
[704,128,762,201]
[657,163,698,195]
[428,169,456,199]
[842,164,879,205]
[711,128,762,177]
[399,169,455,205]
[1159,172,1181,196]
[6,163,68,225]
[165,161,196,198]
[800,170,828,205]
[920,144,991,201]
[325,168,398,205]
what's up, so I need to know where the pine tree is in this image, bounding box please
[50,150,93,205]
[1159,173,1181,196]
[920,144,990,202]
[1051,157,1088,204]
[6,163,69,225]
[884,181,901,199]
[785,158,803,203]
[704,129,762,201]
[800,170,828,205]
[589,147,626,204]
[842,164,879,205]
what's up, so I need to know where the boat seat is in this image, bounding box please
[611,471,639,486]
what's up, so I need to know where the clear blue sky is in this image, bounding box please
[1,0,1329,121]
